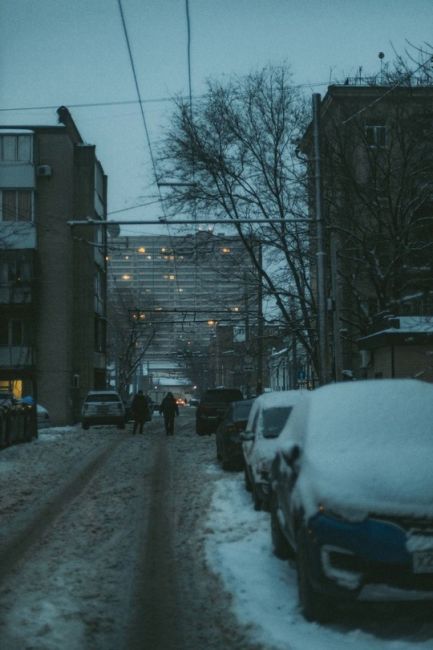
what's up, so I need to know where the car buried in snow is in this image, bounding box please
[270,379,433,622]
[241,390,302,511]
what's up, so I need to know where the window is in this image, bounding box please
[0,319,27,346]
[0,190,33,221]
[0,134,32,162]
[365,124,386,148]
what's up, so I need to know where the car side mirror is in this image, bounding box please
[240,430,254,442]
[281,444,301,467]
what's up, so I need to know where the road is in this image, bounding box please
[0,409,266,650]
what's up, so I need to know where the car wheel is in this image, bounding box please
[118,423,126,430]
[252,484,262,511]
[270,497,292,559]
[244,466,252,492]
[296,526,331,623]
[82,422,89,430]
[196,423,206,435]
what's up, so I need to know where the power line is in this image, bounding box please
[108,199,161,216]
[0,82,332,115]
[117,0,162,196]
[0,97,178,113]
[116,0,181,298]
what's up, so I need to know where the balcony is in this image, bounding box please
[0,283,33,304]
[0,345,34,368]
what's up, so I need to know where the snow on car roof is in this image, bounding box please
[250,390,303,409]
[288,379,433,519]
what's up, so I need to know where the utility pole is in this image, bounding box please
[312,93,329,385]
[330,235,343,381]
[256,240,264,394]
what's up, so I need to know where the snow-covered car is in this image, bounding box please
[242,390,302,511]
[270,379,433,623]
[215,398,254,470]
[81,390,126,430]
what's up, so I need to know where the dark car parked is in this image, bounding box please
[196,388,243,435]
[270,379,433,623]
[216,398,254,470]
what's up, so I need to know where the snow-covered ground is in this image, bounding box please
[1,422,433,649]
[205,473,433,650]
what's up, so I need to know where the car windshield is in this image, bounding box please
[232,400,253,419]
[262,406,292,438]
[203,390,243,402]
[85,393,121,403]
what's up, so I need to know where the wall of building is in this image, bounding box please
[36,131,76,424]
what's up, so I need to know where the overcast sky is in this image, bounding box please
[1,0,432,235]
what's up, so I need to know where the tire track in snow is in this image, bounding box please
[0,436,123,579]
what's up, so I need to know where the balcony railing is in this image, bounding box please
[0,346,34,367]
[0,284,33,304]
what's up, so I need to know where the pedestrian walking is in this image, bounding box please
[131,390,151,435]
[159,392,179,436]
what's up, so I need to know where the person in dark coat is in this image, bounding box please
[159,392,179,436]
[131,390,151,435]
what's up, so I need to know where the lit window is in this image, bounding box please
[125,255,129,260]
[169,274,176,280]
[137,247,146,253]
[221,247,231,254]
[121,274,131,280]
[147,255,152,260]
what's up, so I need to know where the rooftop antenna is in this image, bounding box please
[378,51,385,84]
[357,66,363,84]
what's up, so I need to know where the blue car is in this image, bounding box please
[270,379,433,622]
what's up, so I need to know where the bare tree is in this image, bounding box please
[161,66,319,374]
[107,285,164,398]
[315,64,433,372]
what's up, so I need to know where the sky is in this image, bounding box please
[1,0,432,236]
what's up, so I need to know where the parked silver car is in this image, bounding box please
[81,390,126,430]
[242,390,302,511]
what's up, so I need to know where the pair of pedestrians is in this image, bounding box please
[131,390,179,435]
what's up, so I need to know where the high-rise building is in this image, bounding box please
[107,230,257,389]
[0,107,108,424]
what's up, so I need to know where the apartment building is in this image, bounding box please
[301,81,433,380]
[0,107,107,424]
[107,231,257,390]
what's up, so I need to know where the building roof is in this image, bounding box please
[358,316,433,350]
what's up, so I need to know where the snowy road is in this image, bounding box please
[0,409,433,650]
[0,410,264,650]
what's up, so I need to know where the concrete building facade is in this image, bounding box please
[301,81,433,381]
[0,107,107,424]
